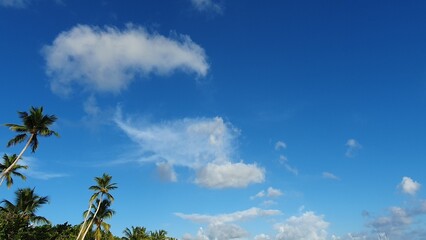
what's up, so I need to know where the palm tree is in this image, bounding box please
[79,173,117,240]
[150,230,168,240]
[0,188,50,225]
[1,106,59,182]
[122,226,150,240]
[84,199,115,240]
[0,154,28,188]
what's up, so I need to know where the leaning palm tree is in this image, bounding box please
[0,154,28,188]
[1,106,59,182]
[79,173,117,240]
[123,226,150,240]
[0,187,50,225]
[84,199,115,240]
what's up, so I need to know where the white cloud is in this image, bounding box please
[284,163,298,175]
[177,208,280,240]
[156,162,177,182]
[398,176,421,196]
[275,141,287,150]
[252,187,283,199]
[43,24,209,96]
[275,211,329,240]
[195,162,265,188]
[345,139,362,157]
[0,0,29,8]
[83,95,100,117]
[114,112,264,188]
[254,234,271,240]
[175,207,281,225]
[322,172,340,180]
[190,0,222,14]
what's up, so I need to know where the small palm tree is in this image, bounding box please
[0,188,50,225]
[0,154,27,188]
[79,173,117,240]
[1,106,59,183]
[84,199,115,240]
[123,226,150,240]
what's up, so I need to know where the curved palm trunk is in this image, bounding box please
[0,134,33,186]
[80,195,103,240]
[76,200,95,240]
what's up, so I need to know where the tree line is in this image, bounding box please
[0,106,177,240]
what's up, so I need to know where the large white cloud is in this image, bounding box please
[275,211,329,240]
[43,24,209,96]
[398,176,421,196]
[114,112,264,188]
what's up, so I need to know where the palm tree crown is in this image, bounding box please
[123,226,150,240]
[84,199,115,240]
[0,154,27,188]
[0,188,50,225]
[1,106,59,183]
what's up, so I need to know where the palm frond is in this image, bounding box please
[6,133,28,147]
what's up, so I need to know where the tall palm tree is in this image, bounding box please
[79,173,117,240]
[0,154,28,188]
[84,199,115,240]
[122,226,150,240]
[0,188,50,225]
[1,106,59,182]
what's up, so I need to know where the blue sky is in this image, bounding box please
[1,0,426,239]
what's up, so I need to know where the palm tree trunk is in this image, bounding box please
[76,200,94,240]
[0,134,34,185]
[80,195,103,240]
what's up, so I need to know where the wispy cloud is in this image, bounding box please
[189,0,223,14]
[275,141,287,151]
[43,24,209,96]
[251,187,283,200]
[322,172,340,181]
[0,0,29,8]
[23,156,68,180]
[114,110,264,188]
[345,138,362,157]
[398,176,421,196]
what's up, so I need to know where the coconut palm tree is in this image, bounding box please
[79,173,117,240]
[1,106,59,182]
[83,199,115,240]
[0,188,50,225]
[122,226,150,240]
[150,230,168,240]
[0,154,28,188]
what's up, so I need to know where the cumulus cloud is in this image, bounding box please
[190,0,222,14]
[322,172,340,180]
[275,141,287,150]
[195,162,265,188]
[114,111,264,188]
[345,139,362,157]
[254,234,271,240]
[275,211,329,240]
[43,24,209,96]
[177,208,280,240]
[0,0,29,8]
[398,176,421,196]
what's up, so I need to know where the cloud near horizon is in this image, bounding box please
[43,24,209,96]
[114,111,265,188]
